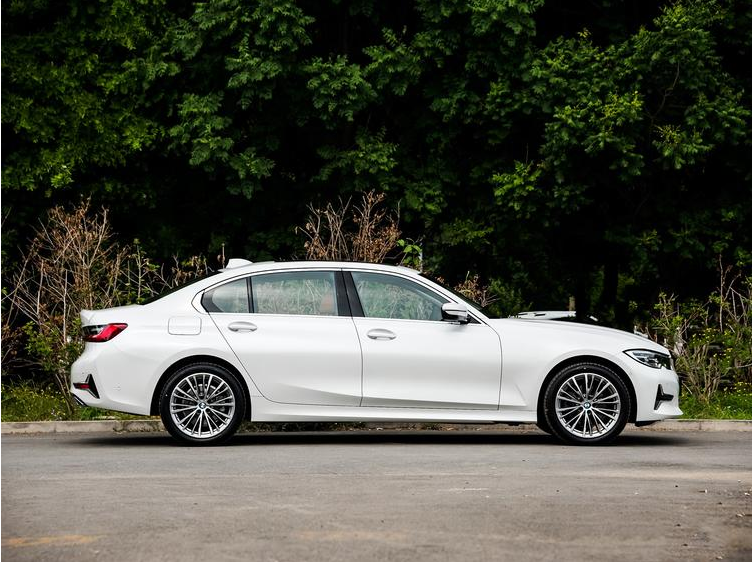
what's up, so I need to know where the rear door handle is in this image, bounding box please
[367,328,396,340]
[228,321,258,333]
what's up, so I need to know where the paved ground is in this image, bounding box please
[2,429,751,562]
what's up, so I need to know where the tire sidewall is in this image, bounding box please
[543,362,630,445]
[159,362,246,445]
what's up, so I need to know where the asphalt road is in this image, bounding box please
[2,429,751,562]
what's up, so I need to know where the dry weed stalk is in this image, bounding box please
[649,259,752,400]
[301,191,401,263]
[3,201,129,410]
[452,273,500,308]
[2,200,211,410]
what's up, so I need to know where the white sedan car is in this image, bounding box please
[71,260,681,445]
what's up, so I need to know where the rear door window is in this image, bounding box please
[252,271,339,316]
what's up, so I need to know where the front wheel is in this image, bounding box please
[160,363,245,445]
[543,362,630,445]
[535,418,553,435]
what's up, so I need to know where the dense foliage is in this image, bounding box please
[3,0,752,328]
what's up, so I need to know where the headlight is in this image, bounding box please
[624,349,672,370]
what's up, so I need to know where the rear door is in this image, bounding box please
[204,270,362,406]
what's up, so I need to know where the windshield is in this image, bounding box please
[423,274,502,319]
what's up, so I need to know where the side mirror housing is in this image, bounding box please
[441,302,469,324]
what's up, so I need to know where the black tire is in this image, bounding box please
[535,417,553,435]
[543,362,630,445]
[159,362,246,445]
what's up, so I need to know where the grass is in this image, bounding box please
[679,383,752,419]
[1,381,142,422]
[2,380,752,422]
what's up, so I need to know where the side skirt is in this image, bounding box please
[250,396,538,424]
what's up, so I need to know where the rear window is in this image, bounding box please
[142,273,218,305]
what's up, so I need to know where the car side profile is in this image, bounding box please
[71,260,682,445]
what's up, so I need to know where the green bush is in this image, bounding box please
[1,381,141,422]
[650,265,752,402]
[1,382,71,421]
[680,383,752,419]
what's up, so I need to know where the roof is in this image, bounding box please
[219,259,421,277]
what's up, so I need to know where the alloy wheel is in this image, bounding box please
[169,372,237,439]
[554,372,621,439]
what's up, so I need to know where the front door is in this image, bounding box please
[349,271,502,410]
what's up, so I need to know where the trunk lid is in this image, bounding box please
[80,304,142,327]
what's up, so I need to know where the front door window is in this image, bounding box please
[351,271,447,321]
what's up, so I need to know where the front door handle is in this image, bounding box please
[367,328,396,340]
[228,321,258,333]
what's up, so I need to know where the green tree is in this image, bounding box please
[489,1,752,324]
[2,0,173,193]
[3,0,751,331]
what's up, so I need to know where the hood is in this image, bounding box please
[488,318,670,354]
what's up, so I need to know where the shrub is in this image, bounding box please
[679,382,752,419]
[0,381,144,422]
[3,201,129,413]
[299,192,517,316]
[1,381,71,422]
[452,273,500,309]
[650,262,752,402]
[2,200,210,411]
[300,190,406,264]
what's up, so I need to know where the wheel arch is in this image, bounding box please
[536,355,637,424]
[150,355,252,419]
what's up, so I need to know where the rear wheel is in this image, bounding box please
[159,362,245,445]
[543,362,630,445]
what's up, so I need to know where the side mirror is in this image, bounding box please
[441,302,469,324]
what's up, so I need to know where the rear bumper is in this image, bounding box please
[70,345,152,416]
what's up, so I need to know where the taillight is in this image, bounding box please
[83,323,128,342]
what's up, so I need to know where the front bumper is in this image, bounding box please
[632,364,682,422]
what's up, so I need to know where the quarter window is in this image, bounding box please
[351,272,447,321]
[252,271,338,316]
[202,278,250,313]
